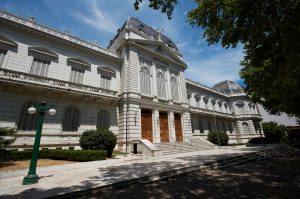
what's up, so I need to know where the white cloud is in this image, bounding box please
[70,0,128,34]
[185,46,244,86]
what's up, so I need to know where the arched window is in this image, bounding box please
[17,102,38,131]
[156,72,166,98]
[242,122,250,134]
[62,106,80,132]
[140,67,151,95]
[170,76,179,101]
[97,110,110,129]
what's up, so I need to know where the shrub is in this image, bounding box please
[262,122,287,143]
[1,149,106,162]
[248,137,269,144]
[207,131,229,146]
[0,128,16,149]
[80,129,117,158]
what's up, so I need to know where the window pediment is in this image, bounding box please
[29,47,58,62]
[194,94,201,100]
[97,66,116,77]
[0,34,17,50]
[67,57,91,70]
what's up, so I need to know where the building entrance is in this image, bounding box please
[174,113,183,142]
[141,109,153,142]
[159,111,169,142]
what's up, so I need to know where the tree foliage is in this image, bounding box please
[134,0,177,19]
[134,0,300,117]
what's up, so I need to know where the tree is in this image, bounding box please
[134,0,300,117]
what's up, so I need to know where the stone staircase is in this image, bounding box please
[207,144,297,169]
[154,142,209,155]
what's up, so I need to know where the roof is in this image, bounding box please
[108,16,179,52]
[126,17,178,51]
[213,80,245,94]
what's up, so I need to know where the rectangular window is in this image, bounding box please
[70,68,84,84]
[199,120,204,133]
[0,50,7,68]
[196,99,200,107]
[30,58,50,77]
[100,75,111,90]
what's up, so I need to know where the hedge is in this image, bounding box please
[0,149,107,162]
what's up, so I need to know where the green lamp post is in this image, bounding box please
[22,101,56,185]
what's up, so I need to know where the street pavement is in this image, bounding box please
[0,145,294,199]
[85,151,300,199]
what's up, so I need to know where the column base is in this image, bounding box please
[22,174,39,185]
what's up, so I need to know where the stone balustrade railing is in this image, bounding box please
[0,68,118,97]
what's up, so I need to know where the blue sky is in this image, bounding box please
[0,0,244,87]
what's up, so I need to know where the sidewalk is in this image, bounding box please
[0,145,277,199]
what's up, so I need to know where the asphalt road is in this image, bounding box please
[83,151,300,199]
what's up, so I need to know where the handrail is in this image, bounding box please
[0,68,118,97]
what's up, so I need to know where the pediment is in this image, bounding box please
[0,34,17,49]
[67,57,91,70]
[131,39,185,66]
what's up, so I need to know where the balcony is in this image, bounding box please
[0,68,118,98]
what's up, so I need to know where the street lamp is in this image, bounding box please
[22,101,56,185]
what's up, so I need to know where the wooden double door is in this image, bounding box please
[141,109,153,142]
[159,111,169,142]
[174,113,183,142]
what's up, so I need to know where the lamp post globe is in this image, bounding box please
[28,107,36,115]
[49,108,56,116]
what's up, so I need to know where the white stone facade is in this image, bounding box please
[0,11,262,150]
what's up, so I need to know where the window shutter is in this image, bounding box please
[156,72,166,98]
[0,50,7,68]
[140,67,151,95]
[30,58,50,77]
[170,77,179,101]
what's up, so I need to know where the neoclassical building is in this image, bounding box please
[0,11,262,151]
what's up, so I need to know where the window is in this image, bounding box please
[140,67,151,95]
[156,72,166,98]
[207,121,212,132]
[242,122,250,134]
[0,49,7,68]
[228,123,233,134]
[100,75,111,90]
[30,58,50,77]
[170,76,179,101]
[97,110,110,129]
[199,120,204,133]
[17,102,38,131]
[70,68,84,84]
[62,106,80,132]
[222,122,226,132]
[236,103,245,114]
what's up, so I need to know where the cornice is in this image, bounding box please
[186,79,229,98]
[0,10,122,63]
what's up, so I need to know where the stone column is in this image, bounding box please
[153,109,160,143]
[169,111,176,142]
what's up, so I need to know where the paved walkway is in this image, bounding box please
[0,145,277,199]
